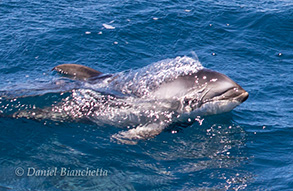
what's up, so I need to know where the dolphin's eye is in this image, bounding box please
[184,98,191,105]
[184,98,198,105]
[191,99,198,104]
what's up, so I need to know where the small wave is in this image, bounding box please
[93,56,204,97]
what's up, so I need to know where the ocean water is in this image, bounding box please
[0,0,292,190]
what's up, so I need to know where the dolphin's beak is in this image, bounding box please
[195,69,249,103]
[237,90,249,103]
[221,83,249,103]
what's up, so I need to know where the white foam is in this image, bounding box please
[103,24,115,29]
[111,56,203,97]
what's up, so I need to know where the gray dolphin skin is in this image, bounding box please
[14,57,249,144]
[151,68,249,115]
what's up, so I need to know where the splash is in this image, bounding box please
[108,56,203,97]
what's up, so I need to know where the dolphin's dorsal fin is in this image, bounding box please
[53,64,102,80]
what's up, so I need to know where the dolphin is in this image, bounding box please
[12,56,249,144]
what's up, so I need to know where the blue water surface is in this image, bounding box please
[0,0,292,190]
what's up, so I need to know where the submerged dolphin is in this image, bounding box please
[14,56,248,144]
